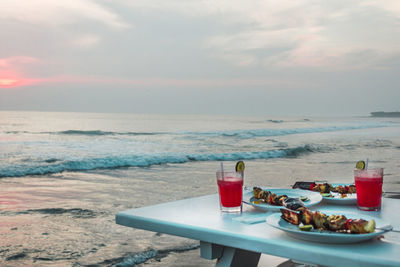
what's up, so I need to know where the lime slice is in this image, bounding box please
[299,225,313,231]
[356,160,365,170]
[300,196,309,202]
[235,161,245,172]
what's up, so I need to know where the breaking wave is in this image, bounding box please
[0,144,330,177]
[1,208,99,218]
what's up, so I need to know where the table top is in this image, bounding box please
[116,194,400,267]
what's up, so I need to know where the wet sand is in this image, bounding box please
[1,158,399,266]
[0,169,216,266]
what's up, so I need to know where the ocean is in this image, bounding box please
[0,111,399,266]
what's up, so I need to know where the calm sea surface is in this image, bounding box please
[0,111,399,266]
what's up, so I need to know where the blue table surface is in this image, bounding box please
[116,194,400,267]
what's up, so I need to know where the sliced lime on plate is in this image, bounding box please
[300,196,309,202]
[299,225,313,231]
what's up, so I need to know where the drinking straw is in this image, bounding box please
[366,158,369,170]
[220,162,225,180]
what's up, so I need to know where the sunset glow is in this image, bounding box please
[0,57,42,88]
[0,79,19,87]
[0,76,42,88]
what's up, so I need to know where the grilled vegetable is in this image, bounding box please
[279,209,376,234]
[300,209,313,225]
[313,211,328,230]
[364,220,376,233]
[292,182,316,190]
[348,185,356,194]
[253,187,264,199]
[252,188,296,209]
[327,215,347,231]
[313,183,332,193]
[346,219,376,234]
[280,208,300,225]
[276,195,288,205]
[293,181,357,196]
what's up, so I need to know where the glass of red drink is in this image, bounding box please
[216,171,243,213]
[354,168,383,211]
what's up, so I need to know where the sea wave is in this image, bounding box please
[0,144,330,177]
[188,123,390,138]
[56,130,161,136]
[267,119,284,123]
[5,130,162,136]
[3,122,390,138]
[110,244,200,267]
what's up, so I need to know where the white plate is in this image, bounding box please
[266,211,392,243]
[243,188,322,211]
[321,183,357,205]
[323,192,357,204]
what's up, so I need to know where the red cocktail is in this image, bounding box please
[354,168,383,211]
[216,171,243,213]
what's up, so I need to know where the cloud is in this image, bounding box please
[71,35,101,48]
[0,57,43,88]
[117,0,400,69]
[0,0,129,29]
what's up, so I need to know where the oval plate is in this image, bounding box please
[321,183,357,205]
[243,188,322,211]
[266,211,392,244]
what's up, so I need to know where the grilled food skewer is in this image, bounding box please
[280,208,376,234]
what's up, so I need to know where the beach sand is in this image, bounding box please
[1,159,399,266]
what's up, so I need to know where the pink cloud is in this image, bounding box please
[0,57,42,88]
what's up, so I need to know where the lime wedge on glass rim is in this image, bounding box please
[235,161,245,172]
[356,160,365,170]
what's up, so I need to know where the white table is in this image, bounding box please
[116,194,400,267]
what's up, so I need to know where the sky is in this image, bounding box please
[0,0,399,116]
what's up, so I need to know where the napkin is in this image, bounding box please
[232,214,269,224]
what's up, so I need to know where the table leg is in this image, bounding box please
[200,241,260,267]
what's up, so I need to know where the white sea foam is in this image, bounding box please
[0,145,329,177]
[0,113,398,178]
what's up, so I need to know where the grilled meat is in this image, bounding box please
[327,215,347,231]
[280,208,301,225]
